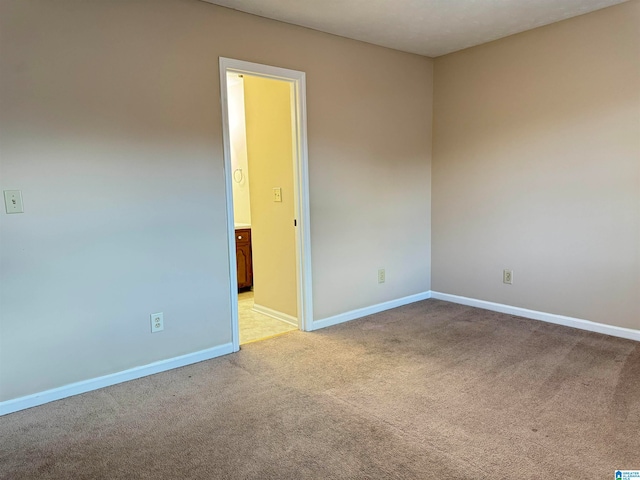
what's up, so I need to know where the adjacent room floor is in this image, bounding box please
[238,290,297,344]
[1,299,638,479]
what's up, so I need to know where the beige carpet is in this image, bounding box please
[1,299,638,479]
[238,290,297,344]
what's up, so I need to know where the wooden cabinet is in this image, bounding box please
[235,228,253,289]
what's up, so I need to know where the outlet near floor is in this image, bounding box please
[151,312,164,333]
[503,269,513,285]
[378,268,386,284]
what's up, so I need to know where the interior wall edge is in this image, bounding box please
[431,292,640,343]
[312,291,433,331]
[0,343,234,417]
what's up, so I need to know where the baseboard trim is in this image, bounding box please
[252,303,298,327]
[312,291,432,331]
[0,342,234,416]
[430,291,640,342]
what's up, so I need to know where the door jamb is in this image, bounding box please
[219,57,314,352]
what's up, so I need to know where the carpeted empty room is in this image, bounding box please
[2,0,639,478]
[1,300,638,479]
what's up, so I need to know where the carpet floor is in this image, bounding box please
[1,299,638,479]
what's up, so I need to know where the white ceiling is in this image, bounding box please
[201,0,628,57]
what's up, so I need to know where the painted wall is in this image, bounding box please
[432,1,640,329]
[243,76,297,317]
[228,73,252,226]
[0,0,433,402]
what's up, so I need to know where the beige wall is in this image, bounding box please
[432,1,640,329]
[0,0,433,402]
[228,74,252,225]
[244,76,297,317]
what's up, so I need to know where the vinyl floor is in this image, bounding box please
[238,290,297,344]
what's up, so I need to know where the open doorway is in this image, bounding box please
[219,58,313,352]
[228,72,297,344]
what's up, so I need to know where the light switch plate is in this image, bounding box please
[4,190,24,214]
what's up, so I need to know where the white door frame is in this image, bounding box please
[219,57,313,352]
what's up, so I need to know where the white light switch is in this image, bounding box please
[273,187,282,202]
[4,190,24,214]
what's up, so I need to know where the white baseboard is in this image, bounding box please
[431,291,640,342]
[252,303,298,327]
[5,292,634,417]
[0,342,234,416]
[312,291,432,331]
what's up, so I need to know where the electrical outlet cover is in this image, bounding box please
[151,312,164,333]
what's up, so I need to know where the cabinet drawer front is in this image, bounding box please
[235,228,251,245]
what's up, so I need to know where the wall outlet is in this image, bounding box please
[503,269,513,285]
[378,268,386,284]
[151,312,164,333]
[273,187,282,202]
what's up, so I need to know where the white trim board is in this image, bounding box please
[253,303,298,327]
[0,343,234,416]
[311,292,432,331]
[431,291,640,342]
[6,292,634,416]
